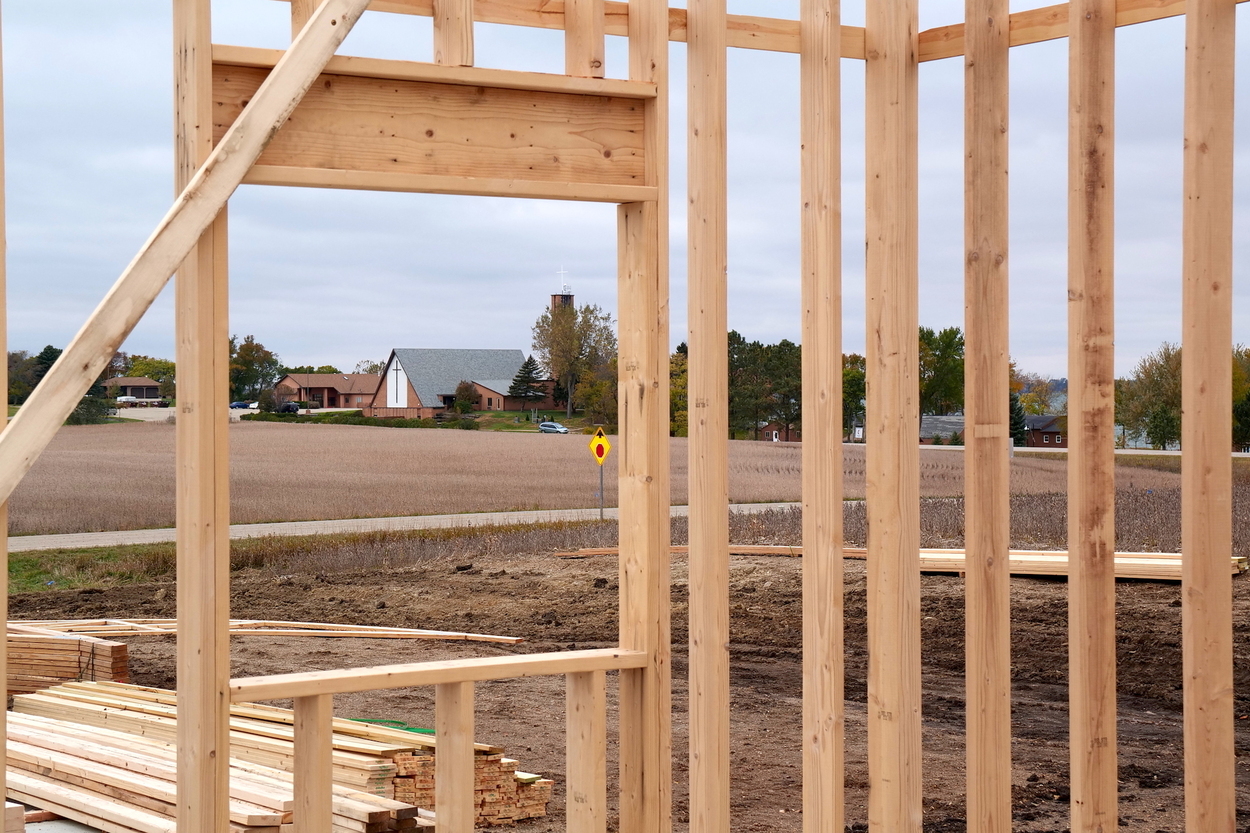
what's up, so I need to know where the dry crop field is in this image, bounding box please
[9,422,1189,536]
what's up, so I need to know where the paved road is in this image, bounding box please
[8,503,803,553]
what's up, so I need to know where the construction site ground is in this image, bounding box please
[10,544,1250,833]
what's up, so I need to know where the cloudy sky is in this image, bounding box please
[5,0,1250,379]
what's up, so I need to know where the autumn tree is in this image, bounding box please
[669,345,688,437]
[532,302,617,419]
[229,335,282,401]
[1117,342,1182,448]
[354,359,385,375]
[453,379,478,414]
[129,355,178,398]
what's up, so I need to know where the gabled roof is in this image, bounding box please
[472,379,516,396]
[277,373,380,395]
[919,414,964,439]
[391,349,525,407]
[1025,414,1063,432]
[104,377,160,387]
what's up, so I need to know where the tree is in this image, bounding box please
[1013,369,1057,415]
[669,349,688,437]
[918,326,964,415]
[8,351,35,404]
[31,345,62,387]
[282,364,341,374]
[1117,342,1182,448]
[1233,391,1250,451]
[454,379,478,414]
[129,355,177,398]
[765,339,802,441]
[1009,391,1027,446]
[229,335,282,401]
[532,302,617,418]
[728,331,769,439]
[575,358,618,425]
[355,359,385,375]
[508,355,547,404]
[1145,405,1181,450]
[843,353,866,439]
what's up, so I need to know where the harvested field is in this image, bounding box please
[10,503,1250,832]
[9,422,1190,535]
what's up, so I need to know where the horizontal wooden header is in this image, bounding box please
[230,647,649,700]
[272,0,1249,60]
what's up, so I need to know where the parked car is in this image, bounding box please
[277,401,300,414]
[538,421,569,434]
[115,396,138,405]
[229,401,249,409]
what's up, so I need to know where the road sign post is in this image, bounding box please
[589,427,611,520]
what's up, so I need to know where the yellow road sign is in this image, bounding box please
[589,428,611,465]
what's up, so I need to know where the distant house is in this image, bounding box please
[920,414,964,444]
[1026,414,1066,448]
[104,377,163,401]
[274,373,381,409]
[365,349,554,418]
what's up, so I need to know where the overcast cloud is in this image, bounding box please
[5,0,1249,379]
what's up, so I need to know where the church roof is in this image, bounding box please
[391,349,525,406]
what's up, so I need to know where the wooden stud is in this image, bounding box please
[0,0,7,805]
[864,0,922,827]
[0,0,369,508]
[686,0,728,827]
[799,0,843,829]
[963,0,1011,827]
[434,681,475,833]
[565,0,606,77]
[291,0,317,39]
[1180,0,1236,827]
[434,0,474,66]
[292,695,334,833]
[566,671,607,833]
[1067,0,1117,827]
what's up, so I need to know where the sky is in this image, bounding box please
[4,0,1250,380]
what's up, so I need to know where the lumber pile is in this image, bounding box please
[11,681,552,827]
[12,619,522,644]
[554,545,1247,581]
[3,802,22,833]
[6,624,129,694]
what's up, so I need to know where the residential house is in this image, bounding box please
[274,373,381,409]
[365,349,554,418]
[104,377,163,402]
[1025,414,1066,448]
[920,414,965,445]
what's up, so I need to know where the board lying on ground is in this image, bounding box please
[554,545,1246,581]
[9,681,552,827]
[11,619,522,643]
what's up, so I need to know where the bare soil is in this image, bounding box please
[12,536,1250,832]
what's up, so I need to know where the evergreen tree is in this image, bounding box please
[1009,391,1028,446]
[508,355,547,403]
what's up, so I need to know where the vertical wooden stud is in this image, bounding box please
[0,0,7,804]
[1067,0,1117,828]
[566,671,607,833]
[290,0,316,40]
[799,0,843,829]
[963,0,1011,828]
[618,0,669,830]
[687,0,728,828]
[864,0,922,827]
[435,681,476,833]
[1180,0,1236,827]
[174,0,231,829]
[434,0,474,67]
[565,0,606,77]
[293,695,334,833]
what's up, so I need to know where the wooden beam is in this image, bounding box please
[963,0,1011,825]
[229,648,648,700]
[565,0,605,76]
[1067,0,1118,826]
[799,0,843,830]
[293,695,334,833]
[291,0,317,38]
[434,0,474,66]
[566,670,607,833]
[864,0,921,826]
[0,0,8,807]
[434,681,475,833]
[0,0,369,508]
[686,0,728,826]
[1180,0,1236,827]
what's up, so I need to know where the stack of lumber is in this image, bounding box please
[554,545,1246,581]
[6,623,129,694]
[12,619,522,644]
[3,802,22,833]
[391,752,553,827]
[12,681,552,826]
[5,710,428,833]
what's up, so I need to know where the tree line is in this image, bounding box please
[1117,343,1250,450]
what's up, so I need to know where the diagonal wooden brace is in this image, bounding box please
[0,0,370,505]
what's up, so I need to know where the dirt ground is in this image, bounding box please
[12,537,1250,833]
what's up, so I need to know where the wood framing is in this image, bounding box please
[292,694,334,833]
[864,0,922,827]
[962,0,1011,827]
[565,670,607,833]
[564,0,606,76]
[434,681,475,833]
[434,0,475,66]
[1067,0,1118,827]
[1180,0,1236,827]
[799,0,843,830]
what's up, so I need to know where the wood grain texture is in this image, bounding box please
[686,0,729,828]
[1067,0,1118,827]
[0,0,8,805]
[434,681,475,833]
[212,65,646,189]
[434,0,474,66]
[800,0,843,830]
[864,0,922,826]
[291,0,317,38]
[293,695,334,833]
[565,0,605,76]
[963,0,1011,826]
[566,671,607,833]
[1180,0,1236,827]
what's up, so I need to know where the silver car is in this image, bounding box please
[538,421,569,434]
